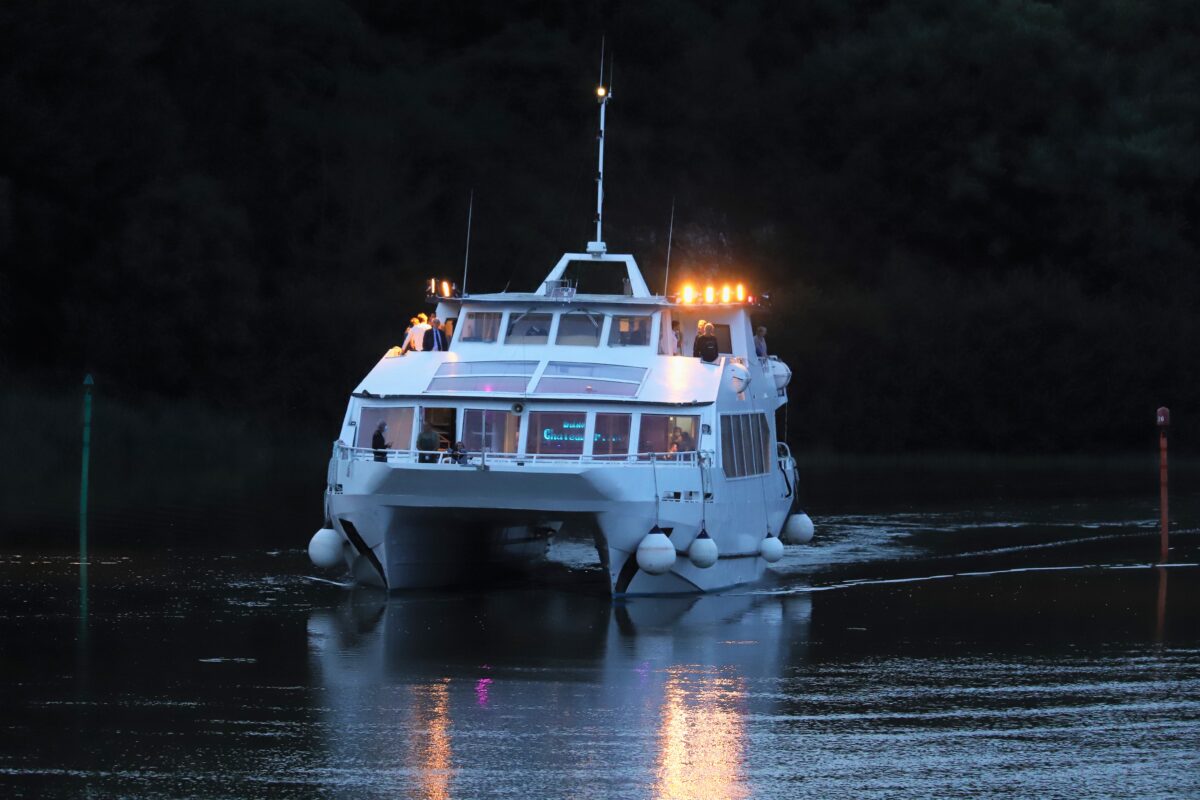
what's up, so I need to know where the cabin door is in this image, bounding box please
[421,407,457,453]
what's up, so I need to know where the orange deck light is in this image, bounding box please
[682,284,696,304]
[736,283,745,302]
[721,285,732,303]
[441,280,451,298]
[704,286,715,304]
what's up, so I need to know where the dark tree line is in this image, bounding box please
[2,0,1198,453]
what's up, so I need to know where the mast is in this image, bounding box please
[587,42,611,256]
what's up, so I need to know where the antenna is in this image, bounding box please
[662,197,675,296]
[461,189,474,296]
[587,38,611,256]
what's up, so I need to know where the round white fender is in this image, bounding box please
[759,532,784,563]
[688,529,718,569]
[729,362,752,394]
[308,527,344,569]
[636,527,676,575]
[783,513,815,545]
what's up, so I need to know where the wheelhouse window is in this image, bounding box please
[555,312,603,347]
[505,312,553,345]
[712,323,733,354]
[357,406,415,451]
[426,361,537,393]
[608,315,652,346]
[462,409,521,454]
[528,411,587,456]
[638,414,700,458]
[720,413,771,477]
[459,312,503,343]
[593,413,631,458]
[533,362,645,397]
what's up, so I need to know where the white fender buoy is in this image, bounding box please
[688,528,718,569]
[636,527,676,575]
[308,527,344,569]
[759,532,784,563]
[783,513,815,545]
[729,362,752,394]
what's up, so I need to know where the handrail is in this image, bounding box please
[333,442,702,467]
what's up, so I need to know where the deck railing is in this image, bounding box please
[332,442,705,468]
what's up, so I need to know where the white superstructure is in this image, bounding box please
[308,70,811,595]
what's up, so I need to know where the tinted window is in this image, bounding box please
[608,315,652,346]
[593,413,632,458]
[357,407,415,451]
[555,313,603,346]
[505,313,553,345]
[528,411,587,456]
[638,414,700,458]
[462,409,521,454]
[459,312,503,343]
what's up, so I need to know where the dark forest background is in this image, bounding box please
[2,0,1198,463]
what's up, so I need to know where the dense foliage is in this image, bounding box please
[2,0,1197,452]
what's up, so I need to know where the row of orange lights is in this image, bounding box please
[680,283,747,304]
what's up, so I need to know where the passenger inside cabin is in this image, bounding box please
[695,322,720,363]
[372,421,390,462]
[449,441,469,465]
[416,423,440,463]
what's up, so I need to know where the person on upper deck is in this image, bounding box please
[695,322,719,363]
[402,313,430,354]
[754,326,768,358]
[691,319,707,357]
[423,317,448,352]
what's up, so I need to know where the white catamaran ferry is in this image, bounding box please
[308,75,814,595]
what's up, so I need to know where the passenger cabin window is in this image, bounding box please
[528,411,587,456]
[426,361,537,393]
[555,313,602,347]
[608,315,652,346]
[462,409,521,454]
[720,413,771,477]
[357,407,415,451]
[506,312,553,345]
[639,414,700,458]
[533,362,645,397]
[593,413,631,458]
[459,312,503,343]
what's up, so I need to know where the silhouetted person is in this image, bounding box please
[449,441,468,465]
[695,322,719,363]
[417,422,440,463]
[372,421,390,462]
[692,319,707,357]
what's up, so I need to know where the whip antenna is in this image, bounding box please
[663,197,675,296]
[461,189,474,296]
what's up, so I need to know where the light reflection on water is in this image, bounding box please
[655,667,748,800]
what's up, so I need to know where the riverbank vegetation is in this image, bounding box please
[2,0,1197,454]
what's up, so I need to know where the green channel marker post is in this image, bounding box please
[79,374,93,624]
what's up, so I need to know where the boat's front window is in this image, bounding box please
[426,361,537,393]
[528,411,587,456]
[505,312,553,345]
[462,409,521,454]
[357,406,415,450]
[607,315,652,346]
[593,413,632,458]
[638,414,700,458]
[555,312,603,347]
[533,362,645,397]
[459,311,503,343]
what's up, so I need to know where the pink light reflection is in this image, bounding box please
[475,677,493,706]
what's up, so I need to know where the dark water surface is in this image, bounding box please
[2,490,1199,798]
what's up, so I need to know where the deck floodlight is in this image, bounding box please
[721,285,731,303]
[705,286,715,304]
[736,283,745,302]
[682,284,696,304]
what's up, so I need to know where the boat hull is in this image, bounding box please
[326,458,791,595]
